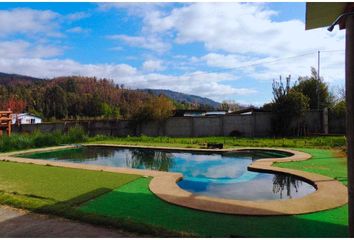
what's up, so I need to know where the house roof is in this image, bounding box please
[229,107,265,115]
[13,113,41,119]
[305,3,347,30]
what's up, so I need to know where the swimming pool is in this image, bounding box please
[19,146,316,201]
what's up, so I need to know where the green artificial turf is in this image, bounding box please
[0,161,140,205]
[80,148,348,237]
[275,148,347,185]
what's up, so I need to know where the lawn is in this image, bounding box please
[275,148,347,185]
[79,148,348,237]
[0,161,140,207]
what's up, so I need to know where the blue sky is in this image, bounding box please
[0,2,345,105]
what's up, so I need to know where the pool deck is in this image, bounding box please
[0,144,348,216]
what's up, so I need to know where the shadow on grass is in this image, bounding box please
[0,188,185,237]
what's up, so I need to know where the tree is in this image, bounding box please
[220,100,240,112]
[2,97,26,113]
[43,85,68,119]
[331,100,346,119]
[83,94,104,117]
[132,95,175,122]
[271,76,310,136]
[293,67,332,110]
[102,102,121,119]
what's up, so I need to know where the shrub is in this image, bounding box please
[272,90,310,135]
[64,125,88,143]
[331,100,346,119]
[32,130,61,147]
[0,126,88,152]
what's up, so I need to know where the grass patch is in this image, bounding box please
[79,148,348,237]
[275,148,347,185]
[89,135,346,149]
[0,161,140,204]
[0,161,188,237]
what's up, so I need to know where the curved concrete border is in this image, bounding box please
[0,144,348,216]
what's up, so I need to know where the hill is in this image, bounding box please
[0,73,220,110]
[0,72,223,120]
[0,72,44,86]
[141,89,220,110]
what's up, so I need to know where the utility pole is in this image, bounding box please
[317,50,321,110]
[318,50,321,79]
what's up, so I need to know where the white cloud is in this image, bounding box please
[66,27,90,34]
[142,60,165,72]
[201,53,256,69]
[110,46,124,51]
[0,8,61,37]
[138,71,256,100]
[0,58,137,80]
[126,3,345,85]
[0,40,62,59]
[66,11,90,21]
[199,51,344,87]
[98,3,165,16]
[142,3,344,56]
[108,34,170,53]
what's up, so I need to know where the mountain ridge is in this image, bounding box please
[140,89,220,109]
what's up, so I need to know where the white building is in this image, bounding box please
[12,113,42,125]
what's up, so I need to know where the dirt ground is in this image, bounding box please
[0,205,148,238]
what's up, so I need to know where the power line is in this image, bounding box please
[321,49,345,53]
[230,49,344,70]
[232,52,316,70]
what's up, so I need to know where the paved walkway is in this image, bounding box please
[0,205,146,237]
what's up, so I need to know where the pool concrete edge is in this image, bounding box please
[0,144,348,216]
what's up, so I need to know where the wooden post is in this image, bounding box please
[0,109,12,137]
[346,14,354,237]
[7,118,11,136]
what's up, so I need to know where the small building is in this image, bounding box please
[12,113,42,125]
[204,111,227,116]
[173,110,207,117]
[173,109,227,117]
[229,107,265,115]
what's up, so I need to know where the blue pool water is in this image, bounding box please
[20,146,316,200]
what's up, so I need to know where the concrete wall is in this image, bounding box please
[329,113,346,134]
[13,110,342,137]
[165,117,192,137]
[222,114,254,136]
[304,110,323,133]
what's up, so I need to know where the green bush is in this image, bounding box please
[32,130,61,147]
[64,125,88,143]
[0,126,88,153]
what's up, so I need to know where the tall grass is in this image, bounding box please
[0,126,88,152]
[89,135,346,149]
